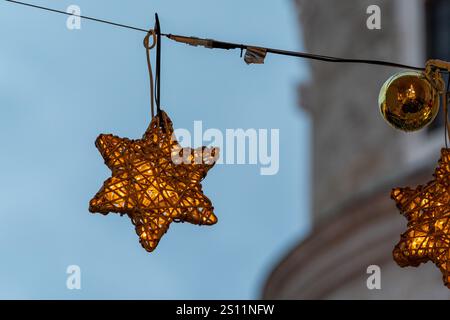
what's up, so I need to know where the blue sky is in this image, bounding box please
[0,0,310,299]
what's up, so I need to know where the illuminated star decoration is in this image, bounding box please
[392,148,450,288]
[89,110,219,252]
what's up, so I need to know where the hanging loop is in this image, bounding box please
[143,29,157,118]
[143,29,157,50]
[425,60,450,93]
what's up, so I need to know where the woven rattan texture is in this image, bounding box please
[392,148,450,288]
[89,111,219,252]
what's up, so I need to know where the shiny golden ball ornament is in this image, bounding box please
[379,71,440,131]
[89,111,219,252]
[379,59,447,132]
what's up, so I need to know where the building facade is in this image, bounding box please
[263,0,450,299]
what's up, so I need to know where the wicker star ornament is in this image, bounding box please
[392,148,450,287]
[89,111,219,252]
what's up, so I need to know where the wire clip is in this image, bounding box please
[244,47,267,65]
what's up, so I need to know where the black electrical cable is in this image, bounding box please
[3,0,437,72]
[154,13,162,115]
[154,13,165,130]
[4,0,153,33]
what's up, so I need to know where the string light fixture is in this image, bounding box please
[6,0,450,287]
[379,60,447,132]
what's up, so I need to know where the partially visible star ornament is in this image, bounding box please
[392,148,450,287]
[89,110,219,252]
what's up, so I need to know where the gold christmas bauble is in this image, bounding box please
[379,71,440,132]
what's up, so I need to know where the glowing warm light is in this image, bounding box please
[392,148,450,288]
[89,111,219,252]
[406,84,416,99]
